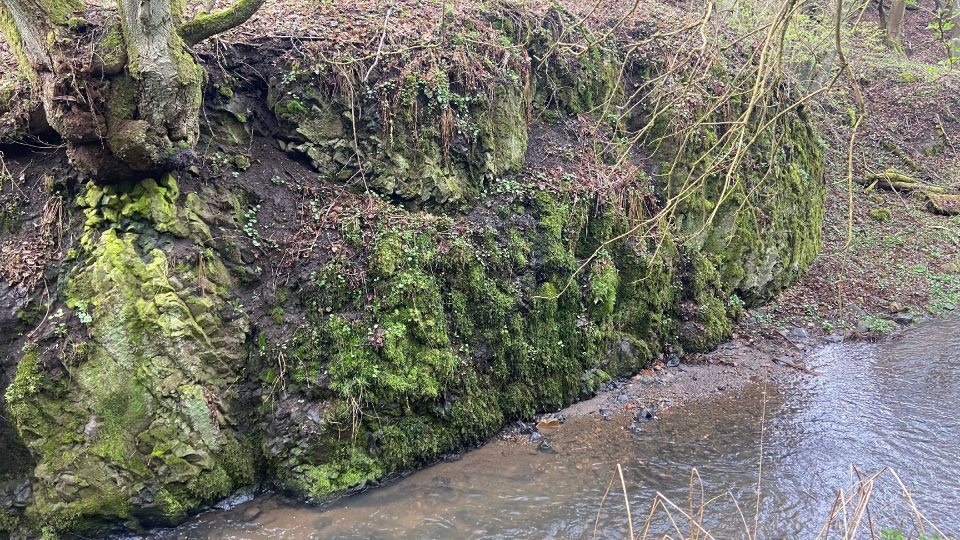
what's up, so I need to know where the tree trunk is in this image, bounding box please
[886,0,907,47]
[108,0,205,175]
[0,0,264,182]
[950,0,960,42]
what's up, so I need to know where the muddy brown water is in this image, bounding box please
[153,318,960,539]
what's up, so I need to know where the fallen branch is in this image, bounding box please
[363,1,396,83]
[857,170,947,194]
[772,356,821,375]
[879,139,922,172]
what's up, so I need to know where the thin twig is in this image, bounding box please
[363,1,396,83]
[618,463,634,540]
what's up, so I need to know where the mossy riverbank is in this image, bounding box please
[0,4,825,537]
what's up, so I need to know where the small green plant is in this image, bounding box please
[911,264,960,314]
[74,301,93,325]
[863,315,896,334]
[928,9,959,65]
[270,174,291,188]
[280,61,302,86]
[243,205,261,247]
[492,176,523,197]
[752,310,773,325]
[309,198,323,221]
[242,205,277,249]
[727,294,745,318]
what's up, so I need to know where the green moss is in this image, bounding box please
[215,83,234,98]
[4,7,827,534]
[187,466,232,500]
[98,22,125,55]
[66,16,86,30]
[233,154,251,170]
[587,253,619,319]
[171,44,206,110]
[898,71,920,84]
[0,0,81,81]
[37,0,84,26]
[272,75,825,491]
[178,0,264,45]
[274,64,529,206]
[4,344,43,406]
[155,489,187,522]
[870,208,893,222]
[280,190,697,494]
[0,6,32,79]
[75,176,188,242]
[316,257,457,403]
[663,92,825,305]
[529,16,622,116]
[268,307,285,324]
[180,384,220,449]
[107,74,137,123]
[7,182,254,536]
[290,446,384,499]
[0,509,20,535]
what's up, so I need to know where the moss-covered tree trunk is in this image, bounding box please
[0,0,264,181]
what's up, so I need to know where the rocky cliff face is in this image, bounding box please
[0,6,824,538]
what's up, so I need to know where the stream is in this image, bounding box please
[155,317,960,539]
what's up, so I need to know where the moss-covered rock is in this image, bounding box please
[3,178,255,536]
[665,103,826,304]
[270,72,529,206]
[250,13,824,505]
[262,120,821,497]
[927,193,960,216]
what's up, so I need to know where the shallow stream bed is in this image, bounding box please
[156,318,960,539]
